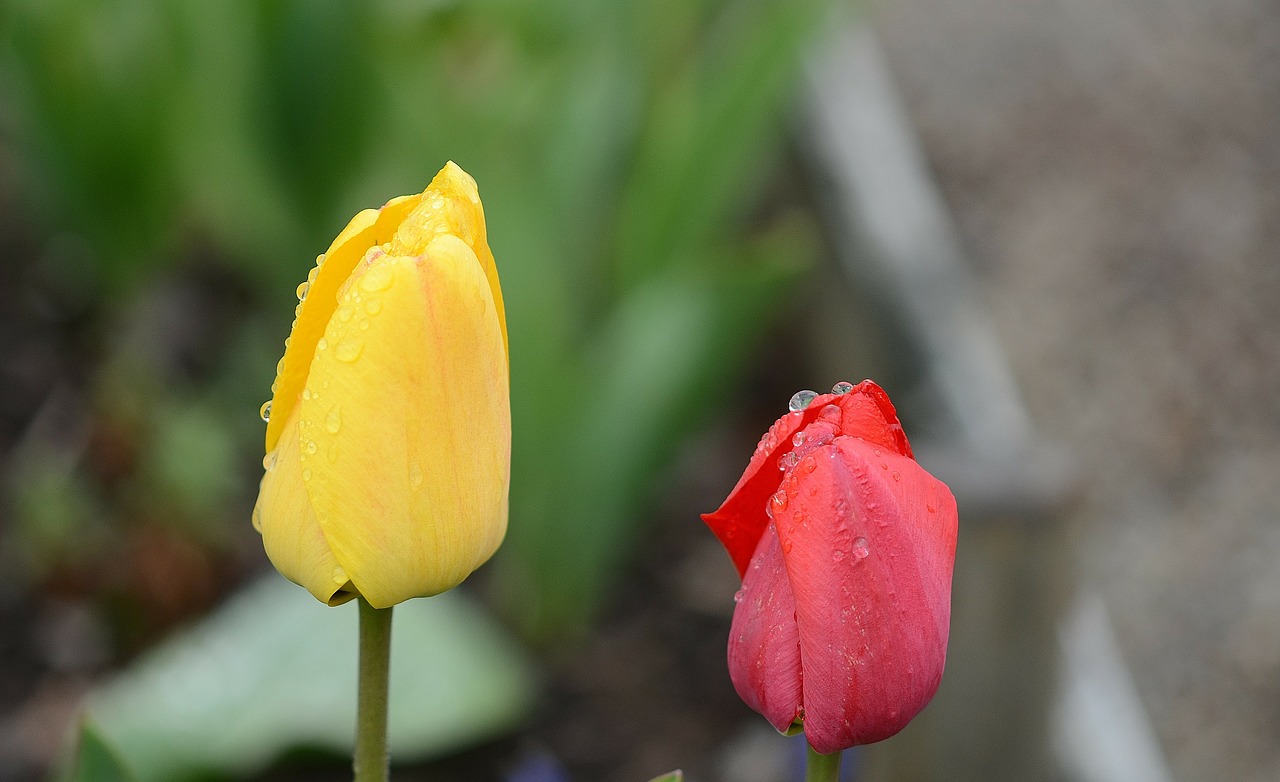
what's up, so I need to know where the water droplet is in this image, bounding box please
[305,440,317,455]
[792,431,807,447]
[881,463,889,470]
[316,253,326,266]
[788,390,818,412]
[765,503,774,520]
[302,467,313,481]
[409,461,424,489]
[782,540,794,554]
[262,451,277,470]
[317,338,329,351]
[276,357,286,375]
[771,491,788,511]
[819,404,841,423]
[335,339,364,362]
[892,470,901,482]
[337,304,354,323]
[833,550,846,562]
[296,281,310,300]
[801,456,817,474]
[733,588,746,604]
[778,452,799,471]
[365,299,383,315]
[359,264,394,292]
[259,401,272,421]
[302,388,313,401]
[307,266,319,285]
[270,381,277,394]
[332,566,348,585]
[359,320,369,330]
[325,406,342,433]
[831,381,854,394]
[852,537,870,560]
[927,504,936,513]
[284,337,291,347]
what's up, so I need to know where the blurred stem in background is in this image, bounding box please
[0,0,831,643]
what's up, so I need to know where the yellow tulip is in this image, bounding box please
[252,162,510,609]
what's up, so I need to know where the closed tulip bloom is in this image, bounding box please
[253,162,510,609]
[703,381,957,753]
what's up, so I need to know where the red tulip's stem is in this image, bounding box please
[805,741,842,782]
[354,598,393,782]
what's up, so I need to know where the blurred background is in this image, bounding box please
[0,0,1276,781]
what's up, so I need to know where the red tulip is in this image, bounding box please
[702,381,958,753]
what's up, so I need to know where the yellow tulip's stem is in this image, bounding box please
[354,598,393,782]
[805,741,842,782]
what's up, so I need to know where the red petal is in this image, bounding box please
[775,435,957,751]
[727,523,804,733]
[703,381,913,577]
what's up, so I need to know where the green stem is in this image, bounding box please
[805,741,842,782]
[354,598,393,782]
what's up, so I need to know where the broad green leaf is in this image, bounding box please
[61,722,136,782]
[84,576,536,781]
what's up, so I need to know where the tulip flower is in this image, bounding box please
[252,161,510,610]
[702,381,957,758]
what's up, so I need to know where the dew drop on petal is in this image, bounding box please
[792,431,807,447]
[302,467,313,481]
[852,537,870,560]
[819,404,842,423]
[771,490,788,512]
[358,264,395,293]
[325,406,342,434]
[733,588,746,604]
[296,281,310,301]
[777,452,799,471]
[262,451,277,471]
[317,338,329,351]
[305,440,317,455]
[788,390,818,412]
[335,339,364,363]
[831,381,854,394]
[259,401,272,422]
[802,456,817,473]
[892,470,901,482]
[364,299,383,315]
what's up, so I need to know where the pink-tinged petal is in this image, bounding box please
[702,380,913,577]
[775,435,957,751]
[728,524,804,733]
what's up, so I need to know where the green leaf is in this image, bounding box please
[61,722,136,782]
[646,772,683,782]
[83,576,537,781]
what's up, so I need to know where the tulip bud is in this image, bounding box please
[702,381,957,752]
[253,162,510,609]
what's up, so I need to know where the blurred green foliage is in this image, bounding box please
[2,0,828,640]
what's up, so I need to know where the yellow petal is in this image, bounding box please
[264,194,422,452]
[299,235,510,608]
[255,404,356,606]
[387,161,507,358]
